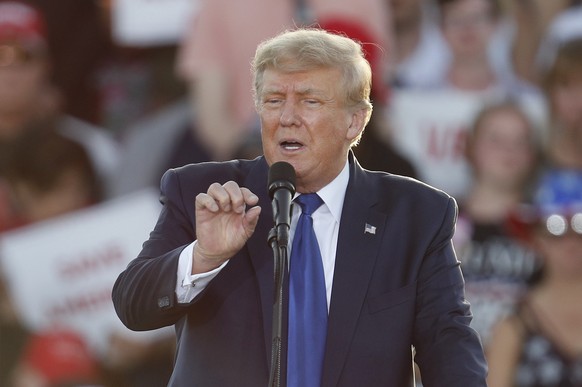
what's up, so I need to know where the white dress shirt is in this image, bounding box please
[176,161,349,308]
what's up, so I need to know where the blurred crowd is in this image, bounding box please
[0,0,581,386]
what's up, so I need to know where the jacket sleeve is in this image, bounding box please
[412,197,488,386]
[112,168,198,331]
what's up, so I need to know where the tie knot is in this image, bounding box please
[296,193,323,216]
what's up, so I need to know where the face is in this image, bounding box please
[471,108,536,188]
[390,0,423,28]
[551,79,582,134]
[258,67,365,193]
[441,0,496,60]
[0,44,48,116]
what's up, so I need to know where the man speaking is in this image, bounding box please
[112,28,487,386]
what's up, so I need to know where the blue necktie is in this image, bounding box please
[287,193,327,387]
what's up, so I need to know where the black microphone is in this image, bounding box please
[268,161,296,247]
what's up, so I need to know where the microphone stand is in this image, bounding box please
[267,161,295,387]
[267,226,289,387]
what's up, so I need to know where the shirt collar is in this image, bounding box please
[298,160,349,224]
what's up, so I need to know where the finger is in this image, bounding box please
[241,187,259,207]
[243,206,262,237]
[223,181,245,213]
[195,192,219,212]
[207,182,232,212]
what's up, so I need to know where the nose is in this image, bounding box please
[279,101,301,127]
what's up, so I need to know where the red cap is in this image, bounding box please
[0,1,47,48]
[20,329,100,385]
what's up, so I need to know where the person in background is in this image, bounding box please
[0,127,101,230]
[0,126,175,384]
[386,0,547,202]
[19,0,110,125]
[388,0,450,89]
[434,0,532,97]
[0,127,102,386]
[540,37,582,171]
[534,3,582,78]
[112,27,487,386]
[454,101,541,347]
[0,0,120,199]
[0,3,175,386]
[487,169,582,387]
[508,0,580,86]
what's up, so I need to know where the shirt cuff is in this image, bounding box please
[175,241,228,303]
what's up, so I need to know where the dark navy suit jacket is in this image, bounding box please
[112,154,487,386]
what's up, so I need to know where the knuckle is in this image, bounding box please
[208,182,222,192]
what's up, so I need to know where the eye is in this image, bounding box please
[262,98,283,107]
[303,99,321,106]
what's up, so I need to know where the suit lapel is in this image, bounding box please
[322,157,387,386]
[242,155,389,382]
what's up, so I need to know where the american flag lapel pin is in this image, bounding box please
[364,223,376,235]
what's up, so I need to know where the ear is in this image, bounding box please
[346,107,368,142]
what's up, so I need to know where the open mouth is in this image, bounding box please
[280,140,303,151]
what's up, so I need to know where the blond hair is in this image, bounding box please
[252,28,373,126]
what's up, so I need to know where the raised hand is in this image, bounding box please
[192,181,262,273]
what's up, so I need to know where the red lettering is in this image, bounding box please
[452,126,468,159]
[57,244,125,280]
[422,123,468,162]
[46,288,113,319]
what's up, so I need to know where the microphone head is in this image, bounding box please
[268,161,296,199]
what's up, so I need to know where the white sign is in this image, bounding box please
[387,89,484,199]
[112,0,199,46]
[387,89,548,200]
[0,189,172,356]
